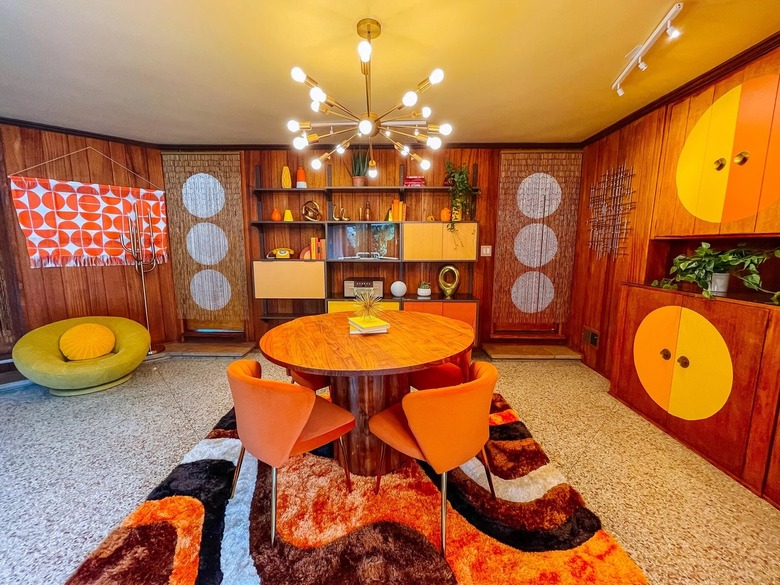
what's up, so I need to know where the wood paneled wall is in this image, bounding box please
[566,110,666,377]
[567,45,780,378]
[241,147,502,342]
[0,125,180,343]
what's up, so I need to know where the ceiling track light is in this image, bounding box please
[287,17,452,175]
[611,2,683,96]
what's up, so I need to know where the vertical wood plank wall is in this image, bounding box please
[0,125,180,344]
[567,45,780,378]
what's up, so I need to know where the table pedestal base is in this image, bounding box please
[331,373,411,476]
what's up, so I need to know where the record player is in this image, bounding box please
[343,277,383,298]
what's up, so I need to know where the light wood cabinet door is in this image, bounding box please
[442,223,478,260]
[402,223,443,260]
[253,261,325,299]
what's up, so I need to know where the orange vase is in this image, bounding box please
[271,208,283,221]
[296,166,307,189]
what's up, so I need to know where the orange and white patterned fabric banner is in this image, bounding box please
[9,176,168,268]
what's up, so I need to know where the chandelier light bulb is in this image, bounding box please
[384,129,391,137]
[427,136,442,150]
[357,40,372,62]
[310,101,321,112]
[439,123,453,136]
[367,160,378,178]
[413,128,419,136]
[309,87,326,103]
[358,119,373,134]
[291,67,307,83]
[402,91,418,107]
[420,159,431,171]
[311,158,323,170]
[421,106,432,119]
[287,120,300,132]
[293,136,308,150]
[429,68,444,85]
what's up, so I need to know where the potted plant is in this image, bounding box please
[351,148,368,186]
[652,242,780,303]
[445,161,475,225]
[417,281,432,297]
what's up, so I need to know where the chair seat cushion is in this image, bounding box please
[290,370,330,390]
[59,323,116,361]
[368,402,425,461]
[291,395,355,456]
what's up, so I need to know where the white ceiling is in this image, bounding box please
[0,0,778,146]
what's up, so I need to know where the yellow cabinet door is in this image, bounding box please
[402,223,443,260]
[442,223,478,260]
[327,300,400,313]
[667,307,733,421]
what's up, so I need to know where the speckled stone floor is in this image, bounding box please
[0,353,778,584]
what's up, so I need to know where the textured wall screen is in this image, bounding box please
[0,259,16,348]
[493,152,581,329]
[162,153,247,322]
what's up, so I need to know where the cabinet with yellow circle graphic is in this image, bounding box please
[612,285,768,477]
[653,72,780,237]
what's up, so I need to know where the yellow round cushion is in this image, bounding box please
[59,323,116,361]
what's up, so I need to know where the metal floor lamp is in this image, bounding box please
[122,202,165,355]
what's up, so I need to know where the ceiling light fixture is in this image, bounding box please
[611,2,683,96]
[287,18,451,175]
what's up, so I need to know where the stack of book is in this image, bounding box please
[390,199,407,222]
[309,237,327,259]
[403,176,427,187]
[348,315,390,335]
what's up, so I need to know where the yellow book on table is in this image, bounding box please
[349,325,388,335]
[348,315,391,332]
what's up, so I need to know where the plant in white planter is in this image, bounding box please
[417,281,432,297]
[652,242,780,303]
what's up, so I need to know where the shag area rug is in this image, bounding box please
[66,393,646,584]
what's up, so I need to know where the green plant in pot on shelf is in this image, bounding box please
[350,148,368,186]
[651,242,780,303]
[417,281,432,297]
[445,161,475,229]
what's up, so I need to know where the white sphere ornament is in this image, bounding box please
[390,281,407,298]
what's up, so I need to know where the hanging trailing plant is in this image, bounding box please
[445,161,475,230]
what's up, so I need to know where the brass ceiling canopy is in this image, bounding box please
[287,17,453,176]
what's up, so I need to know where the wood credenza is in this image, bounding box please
[610,284,780,508]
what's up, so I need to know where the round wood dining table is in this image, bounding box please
[259,310,474,476]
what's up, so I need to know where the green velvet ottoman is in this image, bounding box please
[12,316,150,396]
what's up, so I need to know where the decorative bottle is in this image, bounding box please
[364,200,371,221]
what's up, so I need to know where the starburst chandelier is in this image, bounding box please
[286,18,453,177]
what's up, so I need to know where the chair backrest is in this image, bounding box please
[226,360,316,468]
[402,361,498,474]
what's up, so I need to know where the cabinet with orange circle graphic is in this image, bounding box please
[611,285,768,478]
[653,71,780,237]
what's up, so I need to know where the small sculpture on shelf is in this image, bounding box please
[438,265,460,299]
[301,200,321,221]
[271,208,283,221]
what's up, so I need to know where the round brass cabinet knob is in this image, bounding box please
[301,200,322,221]
[733,151,750,165]
[660,348,672,360]
[713,158,727,171]
[438,265,460,299]
[677,356,690,368]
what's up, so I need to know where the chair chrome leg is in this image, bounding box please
[440,471,448,556]
[480,446,496,499]
[375,442,387,495]
[230,445,245,499]
[337,436,352,492]
[270,466,278,546]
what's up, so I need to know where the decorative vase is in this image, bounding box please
[283,209,294,221]
[271,208,283,221]
[390,281,407,298]
[352,176,367,187]
[451,207,461,222]
[417,287,431,297]
[708,272,730,296]
[281,166,292,189]
[438,265,460,298]
[440,207,452,222]
[296,166,307,189]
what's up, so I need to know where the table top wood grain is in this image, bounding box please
[259,310,474,376]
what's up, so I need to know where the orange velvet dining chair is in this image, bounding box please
[288,368,330,391]
[408,350,472,390]
[227,360,355,545]
[368,360,498,555]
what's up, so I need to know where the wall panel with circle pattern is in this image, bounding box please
[162,154,247,323]
[492,152,581,335]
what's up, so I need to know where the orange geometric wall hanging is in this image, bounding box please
[676,74,780,223]
[8,175,168,268]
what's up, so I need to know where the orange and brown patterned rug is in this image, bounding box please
[67,394,647,584]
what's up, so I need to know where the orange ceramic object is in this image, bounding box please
[270,208,283,221]
[440,207,452,222]
[296,166,307,188]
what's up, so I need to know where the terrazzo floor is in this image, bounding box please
[0,353,778,584]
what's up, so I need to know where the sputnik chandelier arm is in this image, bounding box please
[287,17,453,177]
